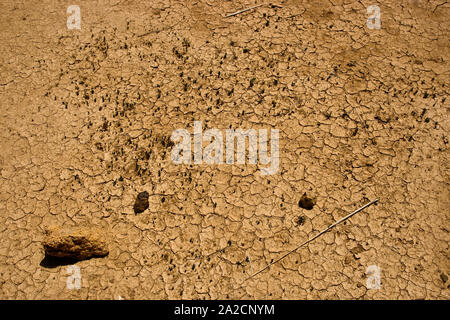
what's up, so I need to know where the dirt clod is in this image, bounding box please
[134,191,149,214]
[43,225,109,260]
[298,193,316,210]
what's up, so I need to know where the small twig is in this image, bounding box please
[225,4,264,17]
[239,198,379,284]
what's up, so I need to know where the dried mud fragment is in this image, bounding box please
[298,193,316,210]
[296,216,306,226]
[43,225,109,260]
[134,191,149,214]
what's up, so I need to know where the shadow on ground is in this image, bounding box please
[39,255,81,268]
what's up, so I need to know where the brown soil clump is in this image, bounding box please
[298,193,316,210]
[133,191,149,214]
[43,225,109,260]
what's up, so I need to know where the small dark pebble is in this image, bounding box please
[134,191,149,214]
[298,193,316,210]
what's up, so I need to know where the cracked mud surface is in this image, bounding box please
[0,0,449,299]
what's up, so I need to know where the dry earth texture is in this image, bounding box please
[0,0,449,299]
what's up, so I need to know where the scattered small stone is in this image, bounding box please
[298,193,316,210]
[43,225,109,260]
[440,273,448,284]
[134,191,149,214]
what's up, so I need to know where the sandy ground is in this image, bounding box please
[0,0,449,299]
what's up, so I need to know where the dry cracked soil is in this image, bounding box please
[0,0,449,299]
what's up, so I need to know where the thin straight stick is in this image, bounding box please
[225,4,264,17]
[242,198,379,282]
